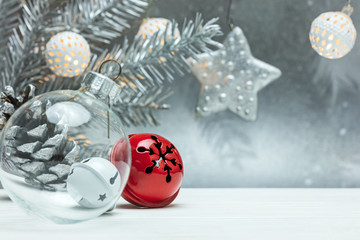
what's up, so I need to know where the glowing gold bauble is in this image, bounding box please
[309,12,356,59]
[45,31,91,77]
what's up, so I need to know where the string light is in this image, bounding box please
[45,31,91,77]
[136,18,180,43]
[309,1,356,59]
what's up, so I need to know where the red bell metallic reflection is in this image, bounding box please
[112,133,183,208]
[109,137,131,188]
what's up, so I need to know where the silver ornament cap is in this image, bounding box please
[81,71,122,105]
[80,59,123,105]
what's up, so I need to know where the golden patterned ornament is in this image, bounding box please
[45,31,91,77]
[136,18,180,43]
[309,4,356,59]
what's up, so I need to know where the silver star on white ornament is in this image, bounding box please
[189,27,282,121]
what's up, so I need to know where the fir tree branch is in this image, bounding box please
[94,14,222,126]
[120,13,223,87]
[112,86,172,127]
[44,0,150,51]
[0,2,222,127]
[0,0,53,90]
[0,0,150,93]
[0,0,22,55]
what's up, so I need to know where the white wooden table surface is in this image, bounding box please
[1,188,360,240]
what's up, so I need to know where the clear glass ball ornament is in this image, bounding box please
[45,31,91,77]
[309,11,356,59]
[0,62,130,223]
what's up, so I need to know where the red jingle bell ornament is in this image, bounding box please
[111,133,183,207]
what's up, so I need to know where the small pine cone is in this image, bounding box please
[3,99,80,191]
[0,85,36,130]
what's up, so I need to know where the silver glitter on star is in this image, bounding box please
[189,27,282,121]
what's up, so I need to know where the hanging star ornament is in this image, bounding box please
[188,27,282,121]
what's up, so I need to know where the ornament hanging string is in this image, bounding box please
[226,0,234,30]
[98,59,122,139]
[68,59,122,139]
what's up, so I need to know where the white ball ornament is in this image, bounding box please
[309,11,356,59]
[45,31,91,77]
[67,157,121,208]
[136,18,180,42]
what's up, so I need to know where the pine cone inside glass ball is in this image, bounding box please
[0,85,36,130]
[3,99,80,191]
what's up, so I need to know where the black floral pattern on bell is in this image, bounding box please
[138,135,182,183]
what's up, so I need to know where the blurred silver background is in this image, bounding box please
[127,0,360,187]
